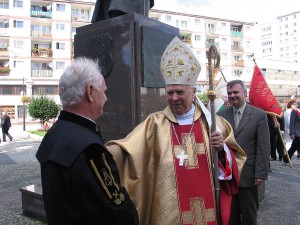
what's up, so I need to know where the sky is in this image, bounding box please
[153,0,298,23]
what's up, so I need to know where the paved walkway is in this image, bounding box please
[1,123,300,224]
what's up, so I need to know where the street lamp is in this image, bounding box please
[22,77,26,131]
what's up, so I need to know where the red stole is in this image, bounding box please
[171,121,217,225]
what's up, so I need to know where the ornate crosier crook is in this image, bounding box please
[207,44,221,225]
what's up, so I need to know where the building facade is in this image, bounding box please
[1,2,300,123]
[150,9,300,101]
[149,9,257,91]
[0,0,95,122]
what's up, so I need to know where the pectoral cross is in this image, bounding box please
[176,150,188,166]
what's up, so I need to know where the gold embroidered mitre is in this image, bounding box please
[160,36,201,86]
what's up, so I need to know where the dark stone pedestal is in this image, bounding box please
[20,184,46,222]
[75,13,180,141]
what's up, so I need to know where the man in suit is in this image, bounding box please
[217,79,270,225]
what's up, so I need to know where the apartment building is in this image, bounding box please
[259,11,300,63]
[0,0,96,122]
[149,9,257,92]
[256,11,300,99]
[150,9,300,100]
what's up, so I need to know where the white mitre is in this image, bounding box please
[160,36,201,86]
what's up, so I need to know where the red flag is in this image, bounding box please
[249,65,282,117]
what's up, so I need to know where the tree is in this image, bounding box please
[197,92,208,105]
[28,95,60,129]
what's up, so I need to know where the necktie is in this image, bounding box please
[234,110,241,128]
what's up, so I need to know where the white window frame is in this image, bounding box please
[56,4,65,12]
[13,20,23,28]
[13,0,23,8]
[56,23,65,31]
[56,42,65,50]
[14,40,24,48]
[56,61,65,69]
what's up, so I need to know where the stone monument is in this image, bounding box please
[75,12,180,141]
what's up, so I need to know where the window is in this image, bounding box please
[221,37,227,43]
[222,52,228,58]
[0,85,23,95]
[246,54,252,60]
[150,17,158,20]
[165,15,171,22]
[13,20,23,28]
[221,22,226,28]
[233,70,242,76]
[0,42,9,50]
[56,4,65,12]
[0,2,9,9]
[56,61,65,69]
[56,23,65,31]
[0,19,9,28]
[13,0,23,8]
[14,40,24,48]
[31,62,52,71]
[208,24,214,33]
[13,60,24,69]
[72,27,76,33]
[31,24,39,31]
[32,85,58,95]
[17,105,27,118]
[231,26,239,32]
[56,42,65,50]
[181,20,187,29]
[42,26,51,34]
[195,35,201,41]
[194,19,200,26]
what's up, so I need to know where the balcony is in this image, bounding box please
[0,28,9,36]
[72,15,89,22]
[205,42,219,48]
[233,60,244,67]
[231,45,244,52]
[31,10,52,19]
[31,48,53,58]
[206,29,216,34]
[31,69,53,77]
[31,31,52,38]
[231,31,243,37]
[0,67,10,76]
[0,48,9,57]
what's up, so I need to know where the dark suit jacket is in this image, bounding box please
[217,103,270,187]
[290,109,300,137]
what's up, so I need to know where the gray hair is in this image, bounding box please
[59,57,104,107]
[227,79,246,91]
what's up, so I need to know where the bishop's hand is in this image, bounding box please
[210,131,224,152]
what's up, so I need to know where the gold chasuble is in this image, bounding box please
[106,104,246,225]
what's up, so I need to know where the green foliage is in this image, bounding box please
[197,92,209,104]
[0,67,10,74]
[28,130,47,137]
[28,95,59,128]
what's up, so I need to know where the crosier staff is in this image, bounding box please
[207,44,221,225]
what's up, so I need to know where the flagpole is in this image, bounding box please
[273,116,292,167]
[207,44,221,225]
